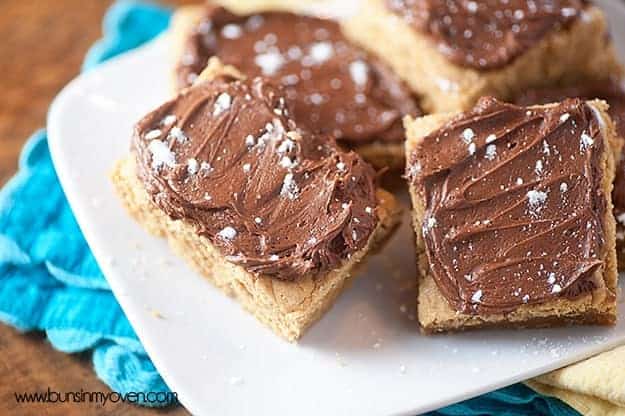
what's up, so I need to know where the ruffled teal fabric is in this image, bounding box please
[0,0,580,413]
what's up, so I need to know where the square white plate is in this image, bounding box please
[48,1,625,414]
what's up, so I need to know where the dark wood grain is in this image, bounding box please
[0,1,194,414]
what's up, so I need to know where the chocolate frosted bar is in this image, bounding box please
[405,97,619,332]
[112,61,402,341]
[170,4,422,169]
[344,0,623,112]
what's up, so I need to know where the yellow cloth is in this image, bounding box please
[526,345,625,416]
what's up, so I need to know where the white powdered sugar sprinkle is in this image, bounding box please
[213,92,232,116]
[461,128,475,143]
[527,189,547,214]
[485,134,497,144]
[200,161,212,174]
[407,161,421,179]
[145,129,162,140]
[349,60,368,87]
[542,140,551,156]
[309,42,334,64]
[255,119,285,150]
[245,134,255,147]
[255,51,285,75]
[221,24,242,39]
[551,284,562,294]
[561,7,577,17]
[423,216,437,235]
[535,160,543,175]
[560,113,570,123]
[471,290,483,304]
[280,172,299,200]
[309,93,323,105]
[279,156,296,169]
[217,226,237,240]
[468,142,477,155]
[161,114,177,126]
[580,132,594,150]
[277,138,295,154]
[187,158,198,175]
[485,144,496,160]
[547,272,556,285]
[148,140,176,170]
[169,126,187,143]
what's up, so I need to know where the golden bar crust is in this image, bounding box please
[343,0,623,113]
[404,100,619,333]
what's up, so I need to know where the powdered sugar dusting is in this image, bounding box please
[349,60,368,87]
[221,24,242,39]
[145,129,162,140]
[255,51,285,75]
[217,226,237,240]
[309,42,334,64]
[213,92,232,116]
[148,140,176,170]
[280,172,299,200]
[169,127,187,143]
[527,189,547,214]
[461,128,475,143]
[485,144,496,160]
[471,290,483,304]
[580,132,594,150]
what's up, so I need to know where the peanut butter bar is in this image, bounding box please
[112,63,401,342]
[514,80,625,269]
[405,97,619,333]
[343,0,623,113]
[170,3,422,169]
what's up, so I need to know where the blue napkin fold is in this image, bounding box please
[0,0,581,413]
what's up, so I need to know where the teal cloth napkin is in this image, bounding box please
[0,1,581,413]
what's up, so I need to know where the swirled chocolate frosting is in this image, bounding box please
[133,75,379,281]
[514,81,625,229]
[387,0,587,69]
[175,6,421,145]
[407,97,608,314]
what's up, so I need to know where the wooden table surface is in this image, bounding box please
[0,1,194,414]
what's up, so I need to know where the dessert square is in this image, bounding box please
[343,0,623,113]
[513,80,625,269]
[112,62,402,342]
[405,97,619,333]
[169,3,422,169]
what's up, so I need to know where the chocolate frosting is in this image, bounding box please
[133,75,379,281]
[176,6,421,145]
[514,81,625,225]
[387,0,587,69]
[407,97,608,314]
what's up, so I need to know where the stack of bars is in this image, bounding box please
[112,0,625,339]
